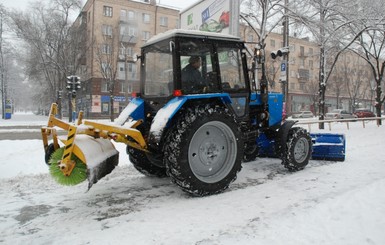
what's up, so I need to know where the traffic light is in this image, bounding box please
[57,90,62,99]
[66,75,81,98]
[74,77,81,91]
[66,76,74,90]
[271,47,289,59]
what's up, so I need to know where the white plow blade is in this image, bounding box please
[74,135,119,188]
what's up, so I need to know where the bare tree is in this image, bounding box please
[345,56,368,112]
[353,29,385,123]
[7,0,82,117]
[0,4,6,118]
[289,0,369,128]
[240,0,285,48]
[304,78,319,114]
[94,33,119,122]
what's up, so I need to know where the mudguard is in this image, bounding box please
[276,120,297,157]
[148,93,232,143]
[115,98,145,126]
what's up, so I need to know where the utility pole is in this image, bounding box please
[282,0,289,115]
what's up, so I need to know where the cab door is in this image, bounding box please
[216,45,250,119]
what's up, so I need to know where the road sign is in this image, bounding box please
[280,61,287,81]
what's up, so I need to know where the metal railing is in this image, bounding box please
[294,117,384,132]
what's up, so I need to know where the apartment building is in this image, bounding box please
[74,0,179,118]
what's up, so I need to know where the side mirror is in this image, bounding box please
[133,53,141,62]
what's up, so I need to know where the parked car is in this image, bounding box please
[354,108,375,118]
[325,109,357,120]
[292,111,314,118]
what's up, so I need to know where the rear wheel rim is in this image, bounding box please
[188,121,237,183]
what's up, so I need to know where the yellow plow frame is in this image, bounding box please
[41,103,148,177]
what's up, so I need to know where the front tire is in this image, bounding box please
[164,105,243,196]
[126,146,167,177]
[45,143,56,165]
[282,127,312,172]
[243,142,258,162]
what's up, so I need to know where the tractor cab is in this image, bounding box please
[139,29,251,118]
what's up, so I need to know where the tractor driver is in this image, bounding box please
[181,56,207,93]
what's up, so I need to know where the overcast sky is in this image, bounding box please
[1,0,199,11]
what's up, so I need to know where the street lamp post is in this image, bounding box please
[282,0,289,114]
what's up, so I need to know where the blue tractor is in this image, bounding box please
[118,30,344,196]
[43,30,345,195]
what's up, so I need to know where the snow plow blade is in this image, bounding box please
[256,132,346,161]
[310,133,346,161]
[72,135,120,189]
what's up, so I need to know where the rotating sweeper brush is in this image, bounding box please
[41,103,146,188]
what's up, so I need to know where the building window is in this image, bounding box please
[270,39,275,48]
[247,34,253,42]
[103,6,113,17]
[121,10,135,22]
[101,62,112,77]
[120,81,125,93]
[142,13,150,23]
[101,81,108,92]
[142,31,150,41]
[102,25,112,37]
[128,11,135,20]
[300,46,304,56]
[119,47,133,58]
[128,63,137,79]
[160,16,168,27]
[309,60,313,69]
[308,48,313,55]
[101,44,111,54]
[120,25,137,38]
[300,58,305,67]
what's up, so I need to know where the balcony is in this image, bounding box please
[120,35,137,44]
[298,69,310,81]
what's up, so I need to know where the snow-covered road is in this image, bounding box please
[0,114,384,244]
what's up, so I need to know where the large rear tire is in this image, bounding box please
[282,127,312,172]
[164,105,243,196]
[126,146,167,177]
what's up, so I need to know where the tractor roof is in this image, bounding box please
[143,29,242,47]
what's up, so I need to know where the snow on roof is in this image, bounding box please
[143,29,242,47]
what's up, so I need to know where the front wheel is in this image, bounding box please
[126,146,167,177]
[282,127,312,172]
[164,105,243,196]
